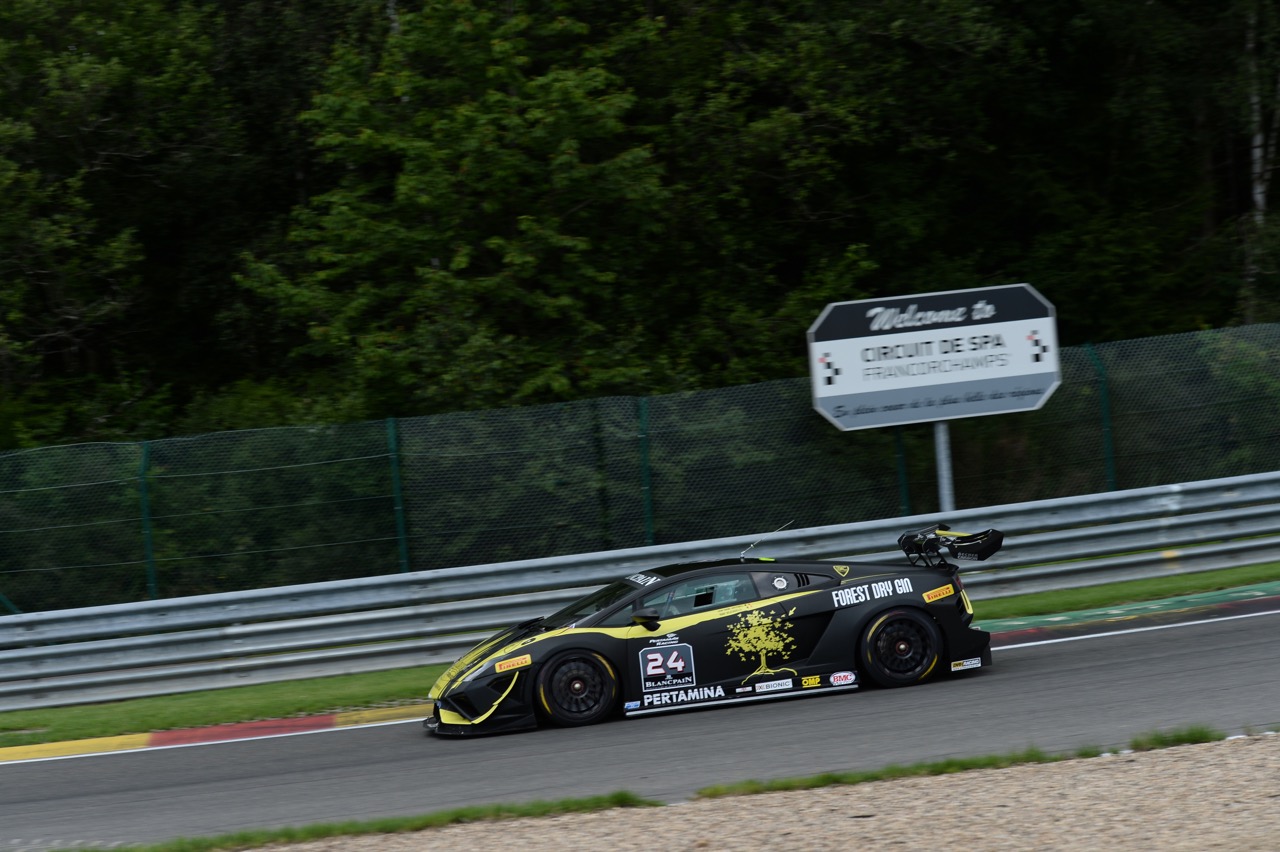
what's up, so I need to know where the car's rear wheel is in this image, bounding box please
[535,652,618,727]
[860,608,943,687]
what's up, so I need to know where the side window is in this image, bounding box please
[597,602,638,627]
[641,573,758,617]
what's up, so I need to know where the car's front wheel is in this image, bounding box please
[535,652,619,727]
[860,608,943,687]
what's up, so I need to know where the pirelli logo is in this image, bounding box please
[922,584,955,603]
[495,654,532,673]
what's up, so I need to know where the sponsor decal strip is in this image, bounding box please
[624,683,859,716]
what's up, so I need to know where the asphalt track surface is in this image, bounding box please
[3,606,1280,850]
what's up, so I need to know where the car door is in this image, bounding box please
[746,569,837,688]
[624,571,762,709]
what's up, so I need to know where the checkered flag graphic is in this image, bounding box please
[1027,331,1050,362]
[818,353,841,385]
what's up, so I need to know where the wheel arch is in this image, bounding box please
[533,647,622,726]
[857,604,947,687]
[857,601,948,643]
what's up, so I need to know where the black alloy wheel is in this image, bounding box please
[861,608,943,687]
[536,652,618,726]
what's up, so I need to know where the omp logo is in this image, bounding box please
[801,675,821,688]
[923,584,955,603]
[495,654,532,673]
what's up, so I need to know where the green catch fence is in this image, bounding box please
[2,324,1279,614]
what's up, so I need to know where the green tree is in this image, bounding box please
[243,1,677,417]
[246,0,1032,418]
[0,0,384,445]
[0,0,231,444]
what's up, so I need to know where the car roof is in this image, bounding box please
[638,557,850,581]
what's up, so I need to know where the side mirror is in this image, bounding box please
[631,607,661,631]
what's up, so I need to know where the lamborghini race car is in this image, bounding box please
[424,524,1002,736]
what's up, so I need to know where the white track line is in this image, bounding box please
[995,607,1280,650]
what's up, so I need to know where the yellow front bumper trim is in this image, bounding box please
[438,671,522,727]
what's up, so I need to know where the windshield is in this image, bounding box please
[544,580,638,628]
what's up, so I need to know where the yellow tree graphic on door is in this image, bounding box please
[725,607,798,683]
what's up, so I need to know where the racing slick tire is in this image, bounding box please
[860,607,943,688]
[535,651,619,727]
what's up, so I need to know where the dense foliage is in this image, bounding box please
[4,0,1280,447]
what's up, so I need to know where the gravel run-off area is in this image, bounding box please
[261,733,1280,852]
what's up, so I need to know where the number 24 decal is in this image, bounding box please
[644,649,687,675]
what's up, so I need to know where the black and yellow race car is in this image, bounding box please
[424,524,1002,736]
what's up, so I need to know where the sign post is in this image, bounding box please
[807,284,1060,508]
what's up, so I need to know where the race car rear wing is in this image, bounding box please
[898,524,1004,568]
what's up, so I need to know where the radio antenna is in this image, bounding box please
[741,520,795,559]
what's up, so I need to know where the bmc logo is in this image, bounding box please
[830,671,857,686]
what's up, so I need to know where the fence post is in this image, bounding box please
[1083,343,1119,491]
[591,399,612,549]
[386,418,411,573]
[637,397,655,546]
[138,441,158,599]
[894,426,912,516]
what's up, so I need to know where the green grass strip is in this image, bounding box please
[695,746,1054,798]
[695,724,1228,799]
[1128,724,1223,751]
[82,726,1233,851]
[971,561,1280,621]
[0,667,445,749]
[95,791,660,852]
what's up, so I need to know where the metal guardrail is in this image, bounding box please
[3,471,1280,711]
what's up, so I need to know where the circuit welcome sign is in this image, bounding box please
[808,283,1060,431]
